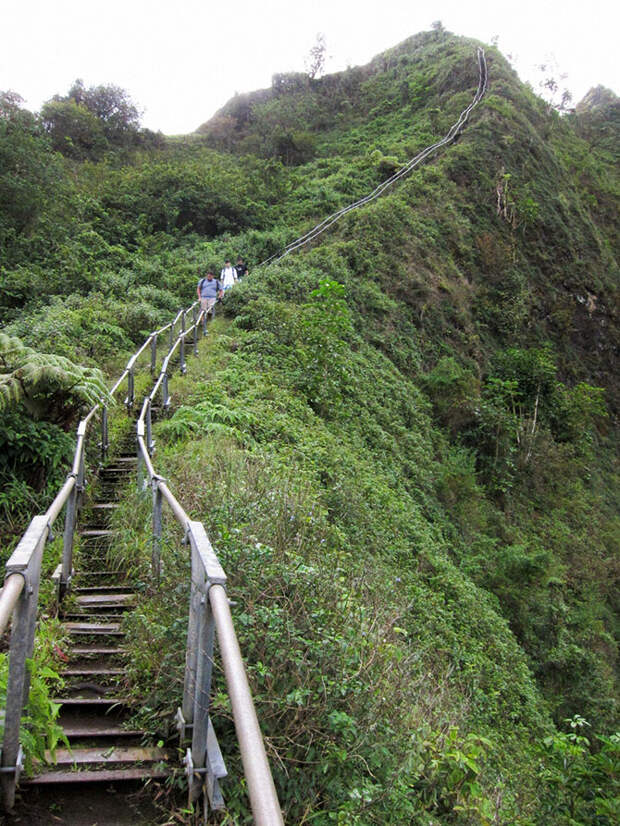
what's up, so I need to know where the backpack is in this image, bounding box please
[199,277,219,291]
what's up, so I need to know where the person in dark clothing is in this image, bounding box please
[235,257,249,281]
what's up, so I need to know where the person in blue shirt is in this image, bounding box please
[196,270,222,316]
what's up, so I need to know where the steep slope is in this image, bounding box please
[1,28,618,825]
[116,30,619,825]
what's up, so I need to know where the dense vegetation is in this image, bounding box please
[1,28,618,824]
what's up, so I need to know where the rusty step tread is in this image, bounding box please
[24,766,169,785]
[100,468,134,474]
[65,621,121,632]
[53,696,130,706]
[74,586,132,593]
[42,746,170,766]
[61,724,144,738]
[76,593,135,605]
[63,667,124,677]
[76,575,123,581]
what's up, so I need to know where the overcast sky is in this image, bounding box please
[2,0,618,134]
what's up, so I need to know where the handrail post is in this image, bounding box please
[76,443,86,512]
[202,309,207,336]
[182,542,204,725]
[189,594,216,804]
[182,522,228,806]
[169,323,174,350]
[136,434,145,493]
[181,310,186,334]
[150,334,158,374]
[162,371,170,412]
[180,334,186,374]
[193,319,198,356]
[152,482,162,583]
[60,478,77,598]
[1,516,47,810]
[125,368,134,412]
[100,406,109,463]
[146,401,154,455]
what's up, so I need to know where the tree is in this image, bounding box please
[40,98,107,159]
[305,33,328,80]
[41,80,143,159]
[0,92,63,242]
[67,80,141,140]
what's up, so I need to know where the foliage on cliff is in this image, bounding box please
[0,27,618,824]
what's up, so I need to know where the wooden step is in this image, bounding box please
[69,646,125,657]
[43,746,169,767]
[74,586,133,593]
[25,765,169,784]
[100,468,134,475]
[61,723,144,739]
[65,622,122,637]
[63,667,124,678]
[76,593,135,607]
[53,697,129,707]
[62,611,124,624]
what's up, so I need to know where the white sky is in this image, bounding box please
[2,0,618,134]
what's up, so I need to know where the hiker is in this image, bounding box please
[196,270,222,315]
[235,256,249,281]
[220,259,237,292]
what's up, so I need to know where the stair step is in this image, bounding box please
[65,621,121,631]
[80,530,117,537]
[74,586,133,593]
[76,593,135,606]
[61,723,144,738]
[54,697,129,706]
[100,468,134,475]
[76,572,122,579]
[69,646,125,656]
[25,765,169,785]
[63,668,124,677]
[43,746,170,767]
[92,503,120,509]
[65,624,123,638]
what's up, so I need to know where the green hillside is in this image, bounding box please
[1,28,618,824]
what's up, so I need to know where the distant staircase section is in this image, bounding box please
[258,47,488,266]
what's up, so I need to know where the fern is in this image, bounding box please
[0,332,111,425]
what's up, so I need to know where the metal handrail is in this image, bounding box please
[135,307,283,823]
[0,299,199,810]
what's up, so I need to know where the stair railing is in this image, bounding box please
[0,299,200,811]
[135,306,283,824]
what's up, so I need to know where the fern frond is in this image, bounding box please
[0,333,111,422]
